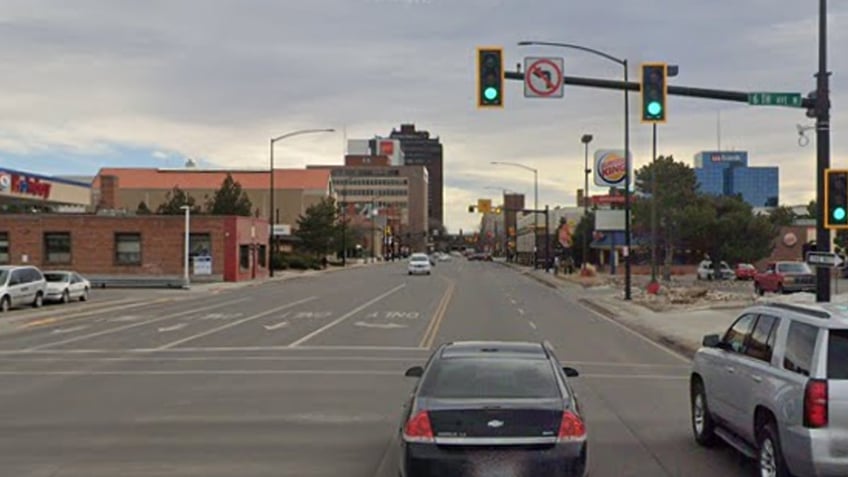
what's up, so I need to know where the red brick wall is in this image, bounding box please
[98,175,118,209]
[755,225,813,270]
[225,216,269,281]
[0,214,268,282]
[344,155,391,167]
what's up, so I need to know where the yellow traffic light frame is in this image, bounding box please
[825,168,848,229]
[640,62,668,124]
[476,46,504,109]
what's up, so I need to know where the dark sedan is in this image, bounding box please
[399,341,588,477]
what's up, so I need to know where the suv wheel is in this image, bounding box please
[757,422,790,477]
[691,379,717,446]
[33,292,43,308]
[0,296,9,313]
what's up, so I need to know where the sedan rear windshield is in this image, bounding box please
[44,273,69,282]
[418,358,561,399]
[828,330,848,379]
[411,256,429,262]
[778,263,812,274]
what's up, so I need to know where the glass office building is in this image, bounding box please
[694,151,779,207]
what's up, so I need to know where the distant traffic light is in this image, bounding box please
[641,63,667,123]
[476,47,504,108]
[826,169,848,229]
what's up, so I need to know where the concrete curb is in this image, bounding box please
[577,297,700,359]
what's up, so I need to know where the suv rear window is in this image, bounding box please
[827,330,848,380]
[418,358,561,399]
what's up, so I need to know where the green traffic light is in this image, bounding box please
[834,207,847,222]
[647,101,662,116]
[484,87,498,101]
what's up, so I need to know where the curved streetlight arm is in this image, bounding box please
[517,41,624,66]
[490,161,537,174]
[272,128,335,144]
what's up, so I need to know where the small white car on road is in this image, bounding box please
[43,271,90,303]
[408,253,432,276]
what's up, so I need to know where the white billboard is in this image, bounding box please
[595,209,626,231]
[593,150,633,188]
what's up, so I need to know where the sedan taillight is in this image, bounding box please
[557,411,586,442]
[403,410,434,443]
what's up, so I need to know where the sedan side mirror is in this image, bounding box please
[404,366,424,378]
[562,366,579,377]
[702,334,721,348]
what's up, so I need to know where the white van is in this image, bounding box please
[0,265,48,312]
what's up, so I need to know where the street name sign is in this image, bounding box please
[806,251,844,268]
[748,92,802,107]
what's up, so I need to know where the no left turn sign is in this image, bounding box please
[524,57,564,98]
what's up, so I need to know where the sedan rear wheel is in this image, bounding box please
[80,288,89,301]
[62,290,70,304]
[0,296,9,313]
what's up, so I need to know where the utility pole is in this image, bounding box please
[544,205,550,272]
[581,134,593,271]
[815,0,831,302]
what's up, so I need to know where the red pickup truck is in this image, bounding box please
[753,261,816,295]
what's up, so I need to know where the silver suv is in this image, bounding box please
[691,302,848,477]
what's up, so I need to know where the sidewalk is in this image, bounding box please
[499,261,740,358]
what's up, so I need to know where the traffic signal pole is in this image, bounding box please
[816,0,831,303]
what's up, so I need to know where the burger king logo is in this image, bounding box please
[596,151,628,185]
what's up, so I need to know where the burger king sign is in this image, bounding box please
[593,149,632,188]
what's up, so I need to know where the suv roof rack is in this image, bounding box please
[761,302,831,319]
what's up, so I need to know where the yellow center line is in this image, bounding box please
[419,278,456,349]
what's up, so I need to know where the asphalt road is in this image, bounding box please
[0,259,757,477]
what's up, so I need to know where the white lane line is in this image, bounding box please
[156,297,316,350]
[517,308,525,315]
[577,302,692,364]
[0,345,430,355]
[157,323,188,333]
[510,299,517,305]
[528,321,537,330]
[580,374,688,380]
[26,298,250,351]
[560,360,690,369]
[354,322,408,329]
[0,370,401,376]
[263,321,290,331]
[0,356,427,362]
[51,325,89,334]
[288,284,407,347]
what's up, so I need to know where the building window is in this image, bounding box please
[0,232,8,264]
[189,233,212,259]
[44,232,71,264]
[258,245,267,267]
[239,245,250,270]
[115,233,142,265]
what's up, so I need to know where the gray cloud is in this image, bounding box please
[0,0,845,232]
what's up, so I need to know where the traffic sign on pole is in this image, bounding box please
[524,57,564,98]
[748,92,803,107]
[806,251,844,268]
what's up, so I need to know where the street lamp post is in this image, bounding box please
[269,128,335,277]
[180,205,191,289]
[485,186,513,258]
[491,161,539,268]
[581,134,593,271]
[518,40,632,300]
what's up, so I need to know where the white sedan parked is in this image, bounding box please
[407,253,432,275]
[43,271,90,303]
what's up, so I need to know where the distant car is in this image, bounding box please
[399,341,588,477]
[0,265,47,312]
[734,263,757,280]
[408,253,432,276]
[696,260,734,280]
[691,302,848,477]
[438,253,451,262]
[43,271,90,303]
[754,261,816,295]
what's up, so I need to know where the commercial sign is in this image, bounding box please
[709,152,745,163]
[594,150,633,188]
[272,224,292,236]
[0,171,52,199]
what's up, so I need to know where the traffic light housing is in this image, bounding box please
[477,47,504,108]
[825,169,848,229]
[641,63,667,123]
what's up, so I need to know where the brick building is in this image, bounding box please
[0,214,269,282]
[388,124,444,232]
[92,167,332,236]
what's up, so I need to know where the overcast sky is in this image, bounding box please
[0,0,845,232]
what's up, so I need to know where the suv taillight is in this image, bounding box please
[403,410,434,443]
[804,379,828,428]
[557,411,586,442]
